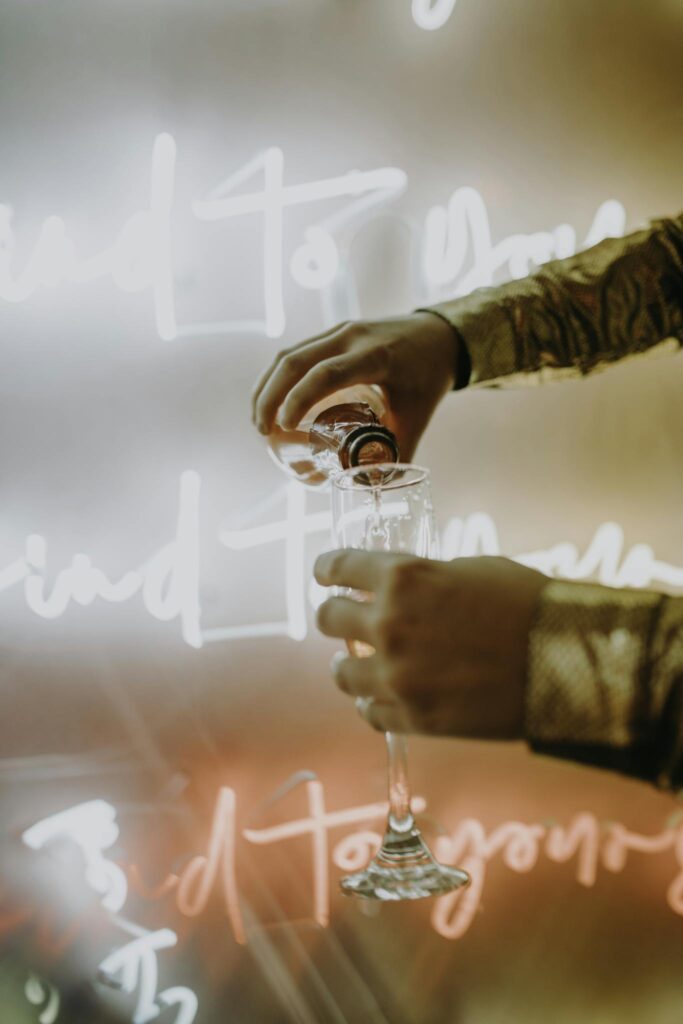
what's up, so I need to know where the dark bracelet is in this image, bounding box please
[414,308,472,390]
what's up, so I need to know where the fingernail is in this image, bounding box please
[280,405,296,430]
[330,650,345,677]
[355,696,375,717]
[313,554,329,582]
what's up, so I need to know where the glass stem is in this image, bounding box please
[385,731,414,833]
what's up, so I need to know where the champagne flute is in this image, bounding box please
[330,463,470,900]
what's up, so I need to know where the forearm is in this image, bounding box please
[425,213,683,388]
[525,579,683,791]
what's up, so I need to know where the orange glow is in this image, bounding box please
[432,812,681,940]
[243,779,427,928]
[175,787,246,945]
[18,785,683,952]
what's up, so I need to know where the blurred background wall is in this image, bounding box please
[1,1,682,1021]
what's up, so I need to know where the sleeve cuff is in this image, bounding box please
[525,579,665,751]
[414,307,472,390]
[419,277,544,387]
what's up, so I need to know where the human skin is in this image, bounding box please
[253,312,548,737]
[314,549,549,738]
[251,311,458,462]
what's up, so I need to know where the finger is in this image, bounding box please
[253,329,348,432]
[279,346,388,430]
[330,651,389,699]
[316,595,375,643]
[356,699,412,734]
[315,549,410,591]
[250,326,341,424]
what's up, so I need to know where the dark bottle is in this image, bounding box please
[267,385,399,487]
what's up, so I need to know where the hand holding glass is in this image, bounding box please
[330,464,470,900]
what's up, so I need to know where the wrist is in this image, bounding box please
[413,308,471,391]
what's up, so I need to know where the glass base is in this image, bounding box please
[340,823,470,901]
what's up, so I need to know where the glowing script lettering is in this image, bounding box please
[18,781,683,965]
[25,974,60,1024]
[0,133,624,340]
[191,150,406,338]
[0,136,405,341]
[98,921,197,1024]
[203,481,309,644]
[1,470,202,648]
[242,780,426,930]
[0,134,177,340]
[2,475,681,645]
[412,0,457,31]
[207,483,683,644]
[429,811,682,940]
[21,801,199,1024]
[22,799,128,914]
[422,188,626,298]
[122,781,683,943]
[442,513,683,589]
[174,786,246,945]
[125,782,423,944]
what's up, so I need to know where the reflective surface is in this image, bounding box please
[331,465,471,901]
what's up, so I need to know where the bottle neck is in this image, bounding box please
[307,402,400,478]
[341,425,399,470]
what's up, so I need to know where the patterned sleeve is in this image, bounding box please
[525,581,683,793]
[425,215,683,790]
[424,212,683,388]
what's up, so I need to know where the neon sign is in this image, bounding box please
[209,485,683,643]
[422,187,625,297]
[0,137,406,341]
[0,134,624,341]
[0,134,177,341]
[22,803,198,1023]
[98,920,198,1024]
[412,0,458,32]
[24,975,60,1024]
[441,513,683,589]
[0,139,662,648]
[1,476,682,645]
[191,148,407,338]
[0,470,202,648]
[20,781,683,955]
[22,799,128,913]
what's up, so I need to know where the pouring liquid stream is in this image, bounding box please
[345,484,386,659]
[346,483,413,834]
